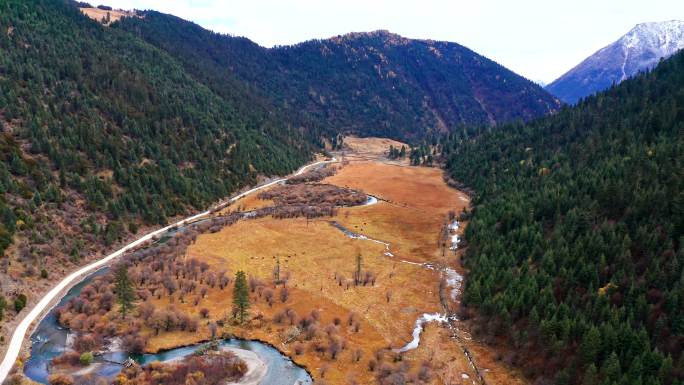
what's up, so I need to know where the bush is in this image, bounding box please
[0,295,6,321]
[14,294,27,312]
[79,352,94,366]
[48,374,74,385]
[73,334,98,353]
[52,351,81,367]
[41,269,49,279]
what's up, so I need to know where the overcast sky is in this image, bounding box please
[102,0,684,83]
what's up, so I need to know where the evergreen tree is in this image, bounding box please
[441,49,684,384]
[115,264,135,319]
[233,270,250,323]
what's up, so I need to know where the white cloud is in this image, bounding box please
[100,0,684,83]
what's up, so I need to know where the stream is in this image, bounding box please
[329,219,464,353]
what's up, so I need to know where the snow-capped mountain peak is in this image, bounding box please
[617,20,684,79]
[546,20,684,104]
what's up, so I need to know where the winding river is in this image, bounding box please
[23,231,312,384]
[17,161,351,384]
[1,158,340,383]
[23,187,380,384]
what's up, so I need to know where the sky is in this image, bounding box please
[102,0,684,83]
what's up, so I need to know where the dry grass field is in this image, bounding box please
[221,189,274,213]
[79,7,137,25]
[343,136,408,155]
[339,136,411,166]
[325,161,468,264]
[137,139,526,385]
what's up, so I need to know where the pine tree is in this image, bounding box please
[580,326,601,364]
[233,270,250,323]
[115,264,135,319]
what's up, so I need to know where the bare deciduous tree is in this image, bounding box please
[280,286,290,303]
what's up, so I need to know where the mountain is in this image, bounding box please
[0,0,312,303]
[444,46,684,383]
[547,20,684,104]
[0,0,558,348]
[115,11,560,139]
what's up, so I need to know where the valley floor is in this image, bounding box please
[10,138,529,385]
[139,138,528,384]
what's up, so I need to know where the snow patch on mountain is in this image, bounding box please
[547,20,684,104]
[617,20,684,79]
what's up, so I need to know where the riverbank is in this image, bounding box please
[148,345,268,385]
[224,347,266,385]
[0,156,336,383]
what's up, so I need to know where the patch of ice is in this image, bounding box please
[462,373,470,379]
[399,259,424,267]
[345,231,388,247]
[450,234,460,250]
[363,195,379,206]
[396,313,448,353]
[106,337,122,353]
[65,332,75,351]
[444,267,463,301]
[449,220,461,250]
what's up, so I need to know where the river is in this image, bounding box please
[23,228,312,384]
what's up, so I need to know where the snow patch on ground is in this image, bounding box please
[444,267,463,301]
[396,313,449,353]
[363,195,379,206]
[449,220,461,250]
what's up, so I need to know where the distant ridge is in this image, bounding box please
[114,11,561,139]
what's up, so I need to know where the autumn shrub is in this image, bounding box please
[79,352,94,366]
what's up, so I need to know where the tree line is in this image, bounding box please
[442,49,684,384]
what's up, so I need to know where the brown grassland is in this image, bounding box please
[134,138,528,385]
[79,7,137,25]
[342,136,407,156]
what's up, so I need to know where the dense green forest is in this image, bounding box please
[0,0,312,224]
[115,11,560,140]
[444,50,684,384]
[0,0,313,317]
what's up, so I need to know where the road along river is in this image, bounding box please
[0,157,336,383]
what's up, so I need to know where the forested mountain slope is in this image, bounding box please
[116,11,560,140]
[0,0,311,327]
[445,49,684,384]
